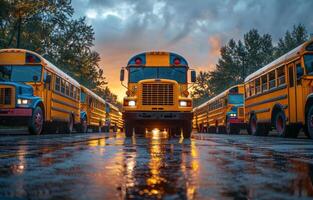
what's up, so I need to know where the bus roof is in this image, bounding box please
[0,49,81,87]
[127,51,189,67]
[244,39,313,83]
[80,85,106,104]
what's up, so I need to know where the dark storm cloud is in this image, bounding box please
[72,0,313,99]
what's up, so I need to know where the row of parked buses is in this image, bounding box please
[0,49,123,135]
[193,38,313,139]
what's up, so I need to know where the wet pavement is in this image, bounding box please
[0,132,313,200]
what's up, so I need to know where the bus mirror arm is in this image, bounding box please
[120,68,128,89]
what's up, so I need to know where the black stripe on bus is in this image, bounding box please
[51,106,72,114]
[52,98,78,110]
[245,94,287,108]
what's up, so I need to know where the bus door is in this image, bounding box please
[295,61,304,122]
[43,70,53,121]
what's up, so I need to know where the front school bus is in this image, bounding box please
[0,49,81,134]
[120,52,196,138]
[244,39,313,138]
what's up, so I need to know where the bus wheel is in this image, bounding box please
[226,118,239,135]
[80,117,88,133]
[135,127,145,135]
[125,124,133,137]
[274,111,287,137]
[171,127,181,136]
[306,105,313,139]
[65,115,74,134]
[28,106,44,135]
[249,114,261,136]
[183,123,192,138]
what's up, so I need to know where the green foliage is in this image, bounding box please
[193,25,309,103]
[0,0,118,104]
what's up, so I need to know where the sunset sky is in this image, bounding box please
[72,0,313,101]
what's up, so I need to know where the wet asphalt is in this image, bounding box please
[0,132,313,200]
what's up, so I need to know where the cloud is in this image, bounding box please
[72,0,313,100]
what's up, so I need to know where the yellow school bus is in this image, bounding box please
[120,51,196,137]
[193,85,245,134]
[80,86,106,132]
[0,49,81,134]
[244,39,313,138]
[104,102,123,132]
[192,101,209,133]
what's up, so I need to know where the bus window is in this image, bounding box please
[261,75,268,92]
[255,78,261,94]
[296,63,304,84]
[61,79,65,94]
[269,71,276,89]
[245,84,250,98]
[70,85,74,98]
[249,81,255,96]
[277,66,285,86]
[80,91,86,103]
[228,94,243,104]
[65,82,70,96]
[55,76,61,91]
[304,54,313,75]
[288,66,294,87]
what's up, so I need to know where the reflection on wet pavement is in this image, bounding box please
[0,132,313,199]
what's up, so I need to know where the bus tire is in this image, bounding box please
[28,106,44,135]
[80,116,88,133]
[135,127,145,135]
[306,105,313,139]
[171,127,181,136]
[125,124,133,137]
[249,114,262,136]
[274,110,287,137]
[65,114,74,134]
[226,118,239,135]
[183,123,192,138]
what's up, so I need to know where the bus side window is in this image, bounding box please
[288,66,294,88]
[55,76,61,91]
[269,70,276,89]
[277,66,285,86]
[296,63,303,85]
[61,79,65,94]
[261,75,267,92]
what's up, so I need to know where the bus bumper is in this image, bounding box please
[124,111,193,121]
[0,108,32,126]
[229,118,245,128]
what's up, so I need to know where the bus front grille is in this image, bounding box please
[0,87,13,107]
[142,83,174,106]
[238,107,244,117]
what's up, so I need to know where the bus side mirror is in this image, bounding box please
[45,74,51,83]
[191,70,196,82]
[120,69,125,81]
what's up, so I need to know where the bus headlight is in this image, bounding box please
[180,100,187,107]
[128,100,136,106]
[229,113,237,117]
[17,98,31,105]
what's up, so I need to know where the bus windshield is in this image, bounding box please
[304,54,313,75]
[129,67,187,83]
[0,65,42,82]
[228,94,244,104]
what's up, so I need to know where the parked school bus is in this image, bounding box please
[0,49,81,134]
[104,102,123,132]
[192,101,209,133]
[120,52,196,137]
[193,85,245,134]
[80,86,106,132]
[244,39,313,138]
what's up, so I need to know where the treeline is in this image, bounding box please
[192,24,310,106]
[0,0,118,104]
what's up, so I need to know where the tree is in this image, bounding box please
[274,24,309,58]
[0,0,117,104]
